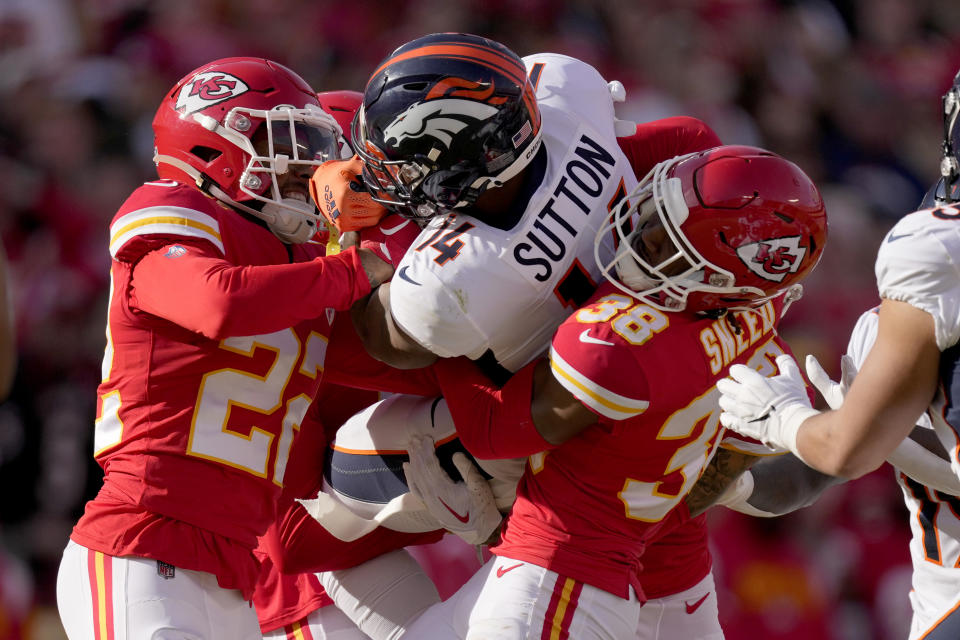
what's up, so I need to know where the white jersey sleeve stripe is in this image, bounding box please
[549,346,648,420]
[109,206,224,258]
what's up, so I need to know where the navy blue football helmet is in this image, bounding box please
[928,68,960,206]
[352,33,542,220]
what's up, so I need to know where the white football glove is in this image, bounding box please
[402,435,502,546]
[717,354,820,459]
[808,354,960,494]
[804,354,857,410]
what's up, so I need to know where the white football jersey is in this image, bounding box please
[876,206,960,486]
[845,306,960,639]
[389,53,637,373]
[876,207,960,352]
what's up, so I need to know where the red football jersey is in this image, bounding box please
[494,283,792,598]
[253,381,378,631]
[636,516,712,599]
[252,551,331,633]
[71,180,378,597]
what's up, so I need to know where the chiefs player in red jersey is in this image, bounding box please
[251,89,377,640]
[393,145,828,638]
[253,90,462,640]
[53,59,434,639]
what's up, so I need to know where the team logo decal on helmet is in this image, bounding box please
[175,72,249,114]
[383,98,499,150]
[736,236,807,282]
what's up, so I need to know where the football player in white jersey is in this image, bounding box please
[829,309,960,640]
[717,68,960,637]
[717,68,960,485]
[307,32,733,640]
[712,304,960,639]
[349,32,689,375]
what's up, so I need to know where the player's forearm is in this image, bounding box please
[794,335,936,479]
[270,503,442,574]
[886,435,960,494]
[797,298,941,477]
[794,409,905,479]
[323,314,443,396]
[133,246,370,339]
[350,283,437,369]
[434,357,553,459]
[745,452,843,514]
[685,449,757,517]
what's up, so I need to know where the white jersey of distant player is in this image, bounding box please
[389,53,637,372]
[875,205,960,480]
[845,305,960,637]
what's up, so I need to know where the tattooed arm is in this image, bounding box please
[685,448,759,517]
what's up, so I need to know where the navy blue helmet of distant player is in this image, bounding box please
[933,68,960,205]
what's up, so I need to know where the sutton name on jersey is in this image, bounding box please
[511,130,618,282]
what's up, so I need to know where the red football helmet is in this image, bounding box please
[153,57,347,243]
[316,90,363,148]
[595,145,827,313]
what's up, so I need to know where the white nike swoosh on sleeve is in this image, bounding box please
[380,220,411,235]
[578,329,615,346]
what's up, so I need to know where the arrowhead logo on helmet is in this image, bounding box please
[736,236,807,282]
[175,72,249,114]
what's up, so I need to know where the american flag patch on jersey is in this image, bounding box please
[512,120,532,147]
[157,561,176,579]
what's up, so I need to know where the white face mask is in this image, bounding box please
[595,155,746,312]
[233,105,347,243]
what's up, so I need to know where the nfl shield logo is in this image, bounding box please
[157,561,176,580]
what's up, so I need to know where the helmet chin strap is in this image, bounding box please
[259,198,319,244]
[155,154,318,244]
[210,184,318,244]
[615,253,659,293]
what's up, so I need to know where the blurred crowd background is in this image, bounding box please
[2,0,958,638]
